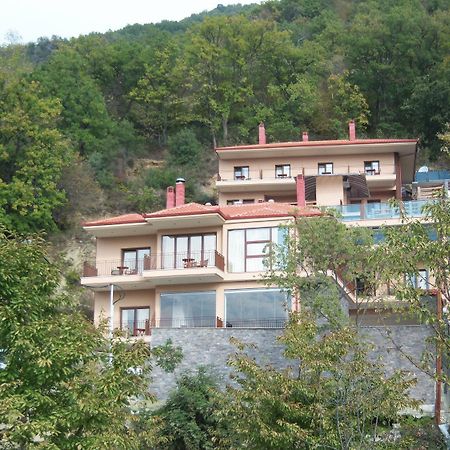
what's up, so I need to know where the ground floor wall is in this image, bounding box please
[150,325,436,412]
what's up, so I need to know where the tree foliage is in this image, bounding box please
[0,228,181,448]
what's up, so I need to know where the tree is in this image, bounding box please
[0,228,181,448]
[375,193,450,380]
[0,78,71,233]
[151,368,221,450]
[213,215,441,449]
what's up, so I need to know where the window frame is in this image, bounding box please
[121,247,151,274]
[364,160,380,175]
[275,164,291,178]
[161,233,216,269]
[120,306,150,336]
[318,162,333,175]
[234,166,250,180]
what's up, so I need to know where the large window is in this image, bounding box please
[318,162,333,175]
[122,248,150,274]
[228,227,286,272]
[234,166,249,180]
[121,307,150,336]
[275,164,291,178]
[159,291,216,327]
[364,160,380,175]
[225,288,289,328]
[162,234,216,269]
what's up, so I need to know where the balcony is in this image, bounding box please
[81,250,225,289]
[216,164,397,193]
[329,200,431,222]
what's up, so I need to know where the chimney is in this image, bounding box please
[302,131,309,142]
[175,178,185,206]
[349,120,356,141]
[258,122,266,145]
[295,174,306,207]
[166,186,175,209]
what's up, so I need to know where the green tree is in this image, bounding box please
[0,78,71,233]
[0,228,181,448]
[152,368,221,449]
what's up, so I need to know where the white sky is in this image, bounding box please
[1,0,263,45]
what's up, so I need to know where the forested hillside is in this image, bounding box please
[0,0,449,234]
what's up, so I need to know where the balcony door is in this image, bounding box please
[122,248,150,274]
[162,234,216,269]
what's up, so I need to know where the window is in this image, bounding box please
[121,307,150,336]
[364,161,380,175]
[318,162,333,175]
[122,248,150,274]
[162,234,216,269]
[160,291,216,327]
[228,227,285,272]
[227,199,254,205]
[234,166,249,180]
[275,164,291,178]
[406,269,429,290]
[225,288,289,328]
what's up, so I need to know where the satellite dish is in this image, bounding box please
[418,166,429,173]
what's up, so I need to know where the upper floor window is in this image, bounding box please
[227,199,240,205]
[275,164,291,178]
[364,160,380,175]
[318,162,333,175]
[226,199,255,205]
[228,227,286,273]
[122,248,150,274]
[234,166,249,180]
[162,234,216,269]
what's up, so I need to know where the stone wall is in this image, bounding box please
[150,325,435,412]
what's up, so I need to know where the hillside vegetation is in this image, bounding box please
[0,0,449,234]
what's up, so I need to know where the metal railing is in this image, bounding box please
[329,200,432,222]
[218,165,396,181]
[83,250,225,277]
[224,317,288,328]
[116,320,150,337]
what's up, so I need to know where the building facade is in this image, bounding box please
[81,122,438,410]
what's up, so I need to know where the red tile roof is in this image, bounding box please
[83,202,321,227]
[83,213,146,227]
[216,138,418,152]
[145,203,219,218]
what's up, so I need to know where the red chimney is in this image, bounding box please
[175,178,185,206]
[295,174,306,207]
[302,131,309,142]
[259,122,266,145]
[349,120,356,140]
[166,186,175,209]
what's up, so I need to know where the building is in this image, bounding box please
[81,122,436,409]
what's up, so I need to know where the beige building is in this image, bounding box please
[81,122,426,340]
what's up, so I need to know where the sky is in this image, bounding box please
[1,0,263,45]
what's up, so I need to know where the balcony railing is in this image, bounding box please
[217,164,396,181]
[83,250,225,277]
[329,200,432,222]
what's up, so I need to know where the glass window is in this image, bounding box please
[122,248,150,274]
[160,291,216,327]
[275,164,291,178]
[121,307,150,336]
[364,161,380,175]
[161,234,216,269]
[234,166,249,180]
[225,288,289,328]
[318,162,333,175]
[406,269,428,289]
[227,199,240,205]
[228,227,281,273]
